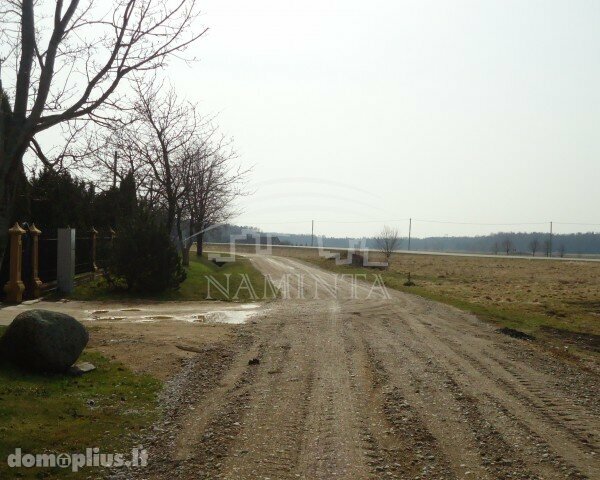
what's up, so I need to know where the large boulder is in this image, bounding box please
[0,309,89,373]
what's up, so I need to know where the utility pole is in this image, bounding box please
[311,220,314,247]
[549,221,553,258]
[408,218,412,251]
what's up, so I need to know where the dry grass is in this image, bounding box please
[385,253,600,335]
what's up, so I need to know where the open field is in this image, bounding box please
[206,244,600,359]
[68,254,271,302]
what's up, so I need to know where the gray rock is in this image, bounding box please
[0,309,89,372]
[69,362,96,376]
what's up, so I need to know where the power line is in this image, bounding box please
[413,219,548,226]
[553,222,600,226]
[232,218,600,239]
[239,218,599,227]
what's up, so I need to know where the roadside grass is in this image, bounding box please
[211,245,600,356]
[68,254,272,302]
[0,329,161,479]
[379,270,599,335]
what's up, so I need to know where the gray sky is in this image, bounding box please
[172,0,599,238]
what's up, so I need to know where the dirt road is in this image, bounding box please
[135,255,598,480]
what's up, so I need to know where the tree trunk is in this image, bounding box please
[182,245,190,267]
[181,224,196,267]
[0,155,24,269]
[0,82,26,269]
[196,232,204,256]
[0,185,12,267]
[0,86,11,266]
[174,208,187,265]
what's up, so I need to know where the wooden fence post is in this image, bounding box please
[90,227,99,274]
[27,223,43,298]
[4,223,26,303]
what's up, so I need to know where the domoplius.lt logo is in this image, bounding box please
[7,447,148,472]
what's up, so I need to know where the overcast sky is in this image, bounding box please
[170,0,599,238]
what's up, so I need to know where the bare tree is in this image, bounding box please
[375,226,400,266]
[125,77,201,234]
[179,146,249,265]
[528,237,540,256]
[492,241,499,255]
[0,0,204,260]
[558,244,566,258]
[88,77,205,233]
[501,237,513,255]
[93,79,248,264]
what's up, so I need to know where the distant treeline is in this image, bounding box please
[204,224,600,255]
[406,232,600,255]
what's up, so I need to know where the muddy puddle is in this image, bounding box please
[202,309,258,324]
[86,303,262,325]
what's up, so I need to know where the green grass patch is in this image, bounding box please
[69,254,273,302]
[0,343,160,479]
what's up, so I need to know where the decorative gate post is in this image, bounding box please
[4,223,26,303]
[27,224,43,298]
[90,227,99,275]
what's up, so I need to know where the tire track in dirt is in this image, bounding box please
[358,316,502,479]
[217,303,316,479]
[394,328,581,479]
[375,313,587,479]
[396,293,600,413]
[412,300,600,425]
[295,302,373,479]
[355,333,457,479]
[417,323,597,459]
[482,351,599,438]
[400,312,598,450]
[437,357,590,479]
[125,336,254,479]
[370,301,597,478]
